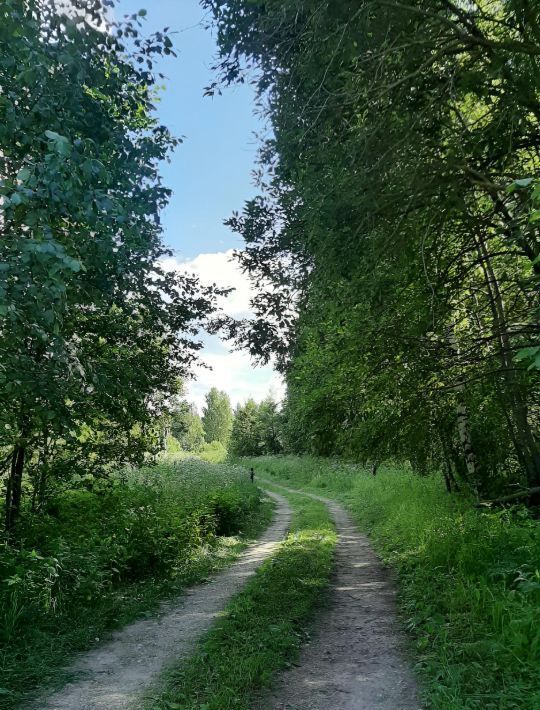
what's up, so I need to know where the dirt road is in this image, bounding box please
[254,480,420,710]
[36,492,292,710]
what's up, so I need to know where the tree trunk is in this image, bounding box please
[448,444,465,480]
[442,465,452,493]
[448,465,460,492]
[455,401,480,498]
[37,465,48,512]
[5,445,26,533]
[4,469,12,530]
[448,331,480,497]
[474,234,540,489]
[35,431,51,513]
[439,434,460,492]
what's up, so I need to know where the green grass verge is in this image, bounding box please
[145,487,337,710]
[247,455,540,710]
[0,461,272,709]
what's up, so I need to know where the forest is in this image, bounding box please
[1,1,539,709]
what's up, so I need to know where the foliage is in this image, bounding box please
[256,397,284,454]
[164,435,186,457]
[205,0,540,498]
[0,460,268,708]
[230,396,283,457]
[202,388,234,446]
[198,440,228,464]
[253,456,540,709]
[230,399,262,457]
[0,0,219,530]
[145,487,336,709]
[171,402,206,453]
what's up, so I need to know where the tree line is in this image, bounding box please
[0,1,285,536]
[205,0,540,500]
[170,387,282,459]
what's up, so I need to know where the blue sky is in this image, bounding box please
[118,0,262,259]
[117,0,283,411]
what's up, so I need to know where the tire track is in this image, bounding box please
[36,492,292,710]
[256,480,420,710]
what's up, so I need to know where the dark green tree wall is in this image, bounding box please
[206,0,540,498]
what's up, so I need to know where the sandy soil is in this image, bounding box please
[35,491,292,710]
[254,481,421,710]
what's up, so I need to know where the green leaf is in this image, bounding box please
[515,346,540,370]
[506,177,533,193]
[17,167,31,182]
[44,130,71,157]
[44,130,63,141]
[63,256,83,273]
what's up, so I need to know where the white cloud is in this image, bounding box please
[187,338,285,412]
[161,249,254,318]
[161,251,285,412]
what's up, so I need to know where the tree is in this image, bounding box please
[201,388,233,446]
[229,396,283,457]
[171,403,206,453]
[205,0,540,499]
[256,396,283,455]
[229,399,261,457]
[0,0,220,531]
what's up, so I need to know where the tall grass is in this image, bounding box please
[0,460,269,708]
[248,456,540,710]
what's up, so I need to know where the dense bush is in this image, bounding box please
[0,460,265,706]
[250,456,540,709]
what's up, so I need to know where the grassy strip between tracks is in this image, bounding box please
[146,486,337,710]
